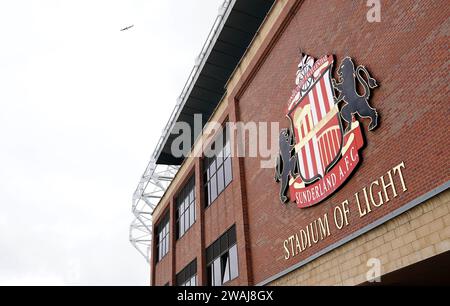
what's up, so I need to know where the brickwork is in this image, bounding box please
[236,0,449,284]
[150,0,450,285]
[269,189,450,285]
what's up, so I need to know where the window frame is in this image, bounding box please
[203,126,233,207]
[206,225,239,286]
[155,211,170,263]
[176,259,197,286]
[175,176,196,239]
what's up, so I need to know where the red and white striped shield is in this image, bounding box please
[287,55,343,183]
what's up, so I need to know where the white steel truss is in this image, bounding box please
[129,160,179,263]
[129,0,233,268]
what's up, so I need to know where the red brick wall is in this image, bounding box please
[203,181,238,248]
[236,0,449,284]
[154,248,171,286]
[151,0,449,285]
[175,222,201,273]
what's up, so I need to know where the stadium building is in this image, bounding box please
[129,0,450,286]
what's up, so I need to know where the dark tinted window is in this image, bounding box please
[176,259,197,286]
[206,225,238,286]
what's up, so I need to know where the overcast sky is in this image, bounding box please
[0,0,223,285]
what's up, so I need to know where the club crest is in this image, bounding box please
[275,53,379,208]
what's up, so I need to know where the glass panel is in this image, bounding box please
[189,204,195,226]
[220,232,228,252]
[164,237,167,255]
[189,189,195,203]
[205,184,211,206]
[165,236,168,255]
[207,265,212,286]
[180,201,185,214]
[229,244,238,280]
[224,140,230,157]
[177,207,182,220]
[217,165,224,194]
[213,258,221,286]
[213,240,220,259]
[185,198,189,213]
[184,210,189,232]
[216,150,223,167]
[180,213,185,237]
[206,245,213,265]
[210,174,217,202]
[224,157,232,186]
[165,236,169,254]
[221,252,230,284]
[193,202,196,222]
[228,225,236,245]
[211,263,215,286]
[209,159,216,175]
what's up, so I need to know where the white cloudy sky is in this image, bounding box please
[0,0,222,285]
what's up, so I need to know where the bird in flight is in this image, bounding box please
[120,25,134,31]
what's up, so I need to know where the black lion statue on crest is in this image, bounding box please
[274,128,298,204]
[333,57,379,131]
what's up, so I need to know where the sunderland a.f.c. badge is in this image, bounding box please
[275,53,379,208]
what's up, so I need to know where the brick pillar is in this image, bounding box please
[228,97,253,285]
[194,157,207,285]
[150,223,157,286]
[169,198,176,285]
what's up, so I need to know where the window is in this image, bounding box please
[204,127,232,207]
[176,259,197,286]
[155,212,170,262]
[206,225,238,286]
[176,176,196,239]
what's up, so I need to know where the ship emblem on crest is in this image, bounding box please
[275,53,379,208]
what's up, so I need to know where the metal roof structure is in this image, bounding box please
[129,0,275,265]
[155,0,275,165]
